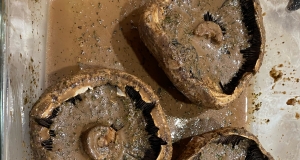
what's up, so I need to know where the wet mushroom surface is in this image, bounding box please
[175,127,274,160]
[139,0,265,109]
[30,69,172,160]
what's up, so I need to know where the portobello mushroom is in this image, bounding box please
[30,69,172,160]
[176,127,274,160]
[139,0,265,109]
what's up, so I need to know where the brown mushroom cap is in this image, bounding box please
[30,69,172,160]
[176,127,274,160]
[139,0,265,109]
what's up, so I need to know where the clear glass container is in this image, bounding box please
[1,0,300,159]
[1,0,48,159]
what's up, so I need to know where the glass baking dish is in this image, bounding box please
[1,0,299,159]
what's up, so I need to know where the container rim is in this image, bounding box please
[0,0,7,158]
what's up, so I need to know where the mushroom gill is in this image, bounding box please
[139,0,265,109]
[287,0,300,11]
[30,69,172,160]
[176,127,274,160]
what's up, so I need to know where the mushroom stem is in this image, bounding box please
[194,21,223,44]
[81,125,118,159]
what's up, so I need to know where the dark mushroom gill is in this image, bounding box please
[125,86,168,159]
[220,0,263,95]
[287,0,300,11]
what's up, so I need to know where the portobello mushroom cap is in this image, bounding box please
[176,127,274,160]
[30,69,172,160]
[139,0,265,109]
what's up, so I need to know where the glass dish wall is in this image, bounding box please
[1,0,300,159]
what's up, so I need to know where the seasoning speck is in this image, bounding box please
[286,98,296,106]
[296,113,300,119]
[269,66,283,83]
